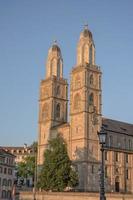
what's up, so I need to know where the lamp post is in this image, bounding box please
[97,126,107,200]
[33,144,37,200]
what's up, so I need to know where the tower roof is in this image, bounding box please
[51,40,61,52]
[79,24,93,39]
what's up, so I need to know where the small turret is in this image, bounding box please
[77,25,95,66]
[46,41,63,78]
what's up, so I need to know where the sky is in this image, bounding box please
[0,0,133,146]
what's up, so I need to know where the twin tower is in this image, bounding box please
[38,26,102,191]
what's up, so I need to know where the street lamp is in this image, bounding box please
[97,126,107,200]
[33,145,37,200]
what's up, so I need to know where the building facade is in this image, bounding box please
[37,26,133,193]
[0,148,15,199]
[3,146,34,187]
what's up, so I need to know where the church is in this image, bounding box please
[37,26,133,193]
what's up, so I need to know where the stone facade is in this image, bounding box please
[0,148,15,199]
[37,26,133,193]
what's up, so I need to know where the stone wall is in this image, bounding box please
[18,191,133,200]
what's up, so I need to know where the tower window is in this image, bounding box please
[89,45,93,64]
[56,85,60,96]
[90,74,93,85]
[57,60,60,78]
[56,103,60,118]
[89,93,94,105]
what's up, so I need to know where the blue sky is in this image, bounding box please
[0,0,133,146]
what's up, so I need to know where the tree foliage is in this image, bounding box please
[17,155,35,179]
[37,135,78,191]
[17,141,37,179]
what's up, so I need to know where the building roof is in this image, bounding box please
[0,148,15,157]
[102,117,133,136]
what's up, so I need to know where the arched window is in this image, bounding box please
[89,45,93,64]
[2,190,7,198]
[89,93,94,105]
[56,85,60,96]
[99,76,101,89]
[8,179,12,187]
[42,103,49,121]
[57,60,60,78]
[56,103,60,118]
[7,191,11,199]
[115,176,120,192]
[2,178,7,186]
[90,74,93,85]
[74,94,81,109]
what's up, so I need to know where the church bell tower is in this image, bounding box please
[70,25,102,191]
[37,42,68,166]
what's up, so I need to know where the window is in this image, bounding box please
[8,179,12,187]
[2,190,6,198]
[2,179,7,186]
[90,74,93,85]
[56,85,60,96]
[128,139,132,150]
[91,165,94,174]
[89,93,94,105]
[105,166,108,178]
[56,103,60,118]
[115,152,119,162]
[99,76,101,89]
[89,45,93,64]
[74,94,81,110]
[57,60,60,78]
[105,151,108,161]
[126,154,128,163]
[0,166,2,173]
[126,169,129,179]
[109,135,113,147]
[4,167,7,174]
[8,168,12,175]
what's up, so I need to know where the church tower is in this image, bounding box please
[70,26,102,191]
[37,42,68,166]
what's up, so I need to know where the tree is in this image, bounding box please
[37,135,78,191]
[16,141,37,185]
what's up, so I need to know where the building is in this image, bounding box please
[3,146,34,187]
[0,148,15,199]
[37,26,133,193]
[3,146,34,163]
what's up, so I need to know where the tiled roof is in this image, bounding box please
[102,118,133,136]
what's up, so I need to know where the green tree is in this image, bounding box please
[17,141,37,183]
[37,135,78,191]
